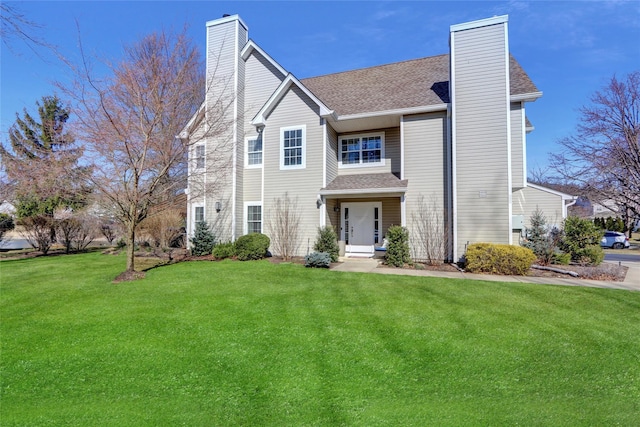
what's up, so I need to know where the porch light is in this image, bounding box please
[333,206,340,212]
[215,201,222,212]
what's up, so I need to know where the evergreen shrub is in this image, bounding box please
[559,216,604,266]
[304,252,331,268]
[213,242,235,259]
[386,226,411,267]
[465,243,536,275]
[235,233,270,261]
[313,226,340,262]
[190,221,216,256]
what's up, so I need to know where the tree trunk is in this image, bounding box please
[126,222,136,272]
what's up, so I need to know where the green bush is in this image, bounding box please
[574,245,605,266]
[465,243,536,275]
[189,221,216,256]
[552,251,571,265]
[522,208,556,265]
[304,252,331,268]
[313,226,340,262]
[235,233,270,261]
[213,242,235,259]
[386,226,411,267]
[559,216,604,266]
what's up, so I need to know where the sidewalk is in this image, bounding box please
[331,258,640,292]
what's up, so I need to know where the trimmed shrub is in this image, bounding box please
[213,242,235,259]
[559,216,604,266]
[304,252,331,268]
[190,221,216,256]
[465,243,536,275]
[235,233,270,261]
[313,226,340,262]
[386,226,411,267]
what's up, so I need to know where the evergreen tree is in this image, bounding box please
[0,95,89,218]
[523,208,555,265]
[189,221,216,256]
[313,226,340,262]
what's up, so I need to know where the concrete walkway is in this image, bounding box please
[331,257,640,292]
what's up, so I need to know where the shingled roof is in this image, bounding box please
[300,54,538,117]
[320,173,408,194]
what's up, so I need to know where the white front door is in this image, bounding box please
[341,202,382,255]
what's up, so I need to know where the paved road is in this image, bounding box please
[605,253,640,264]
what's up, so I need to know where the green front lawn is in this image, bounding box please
[2,252,639,425]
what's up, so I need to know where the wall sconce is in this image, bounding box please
[215,201,222,212]
[333,206,340,212]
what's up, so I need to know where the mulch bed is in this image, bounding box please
[391,261,628,282]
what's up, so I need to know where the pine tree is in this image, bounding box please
[0,95,89,218]
[523,207,555,265]
[189,221,216,256]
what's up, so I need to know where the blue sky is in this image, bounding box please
[1,1,639,173]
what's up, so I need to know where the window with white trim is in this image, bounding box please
[246,137,262,167]
[194,206,204,223]
[280,125,306,169]
[246,204,262,234]
[339,132,385,168]
[194,144,205,170]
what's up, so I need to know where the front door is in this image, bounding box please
[341,202,382,255]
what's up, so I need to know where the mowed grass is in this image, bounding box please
[1,253,639,426]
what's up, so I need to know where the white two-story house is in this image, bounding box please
[185,14,575,262]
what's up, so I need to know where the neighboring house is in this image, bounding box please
[185,14,571,262]
[512,183,577,240]
[0,201,16,216]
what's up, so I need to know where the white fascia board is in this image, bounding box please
[178,102,205,139]
[251,74,334,127]
[527,182,577,200]
[450,15,508,33]
[511,92,543,102]
[336,104,448,122]
[240,40,287,77]
[206,14,248,32]
[318,187,407,196]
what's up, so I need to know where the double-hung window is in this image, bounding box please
[339,132,385,168]
[194,205,204,223]
[194,145,205,170]
[246,203,262,234]
[246,137,262,167]
[280,125,306,169]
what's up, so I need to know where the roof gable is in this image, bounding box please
[251,74,334,127]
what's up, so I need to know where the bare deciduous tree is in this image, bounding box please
[268,193,301,261]
[61,28,231,276]
[410,194,448,265]
[550,71,640,234]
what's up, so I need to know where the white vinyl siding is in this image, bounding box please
[244,50,286,136]
[403,112,449,261]
[513,187,567,230]
[452,21,511,259]
[263,86,324,256]
[511,102,526,189]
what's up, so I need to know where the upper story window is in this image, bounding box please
[194,206,204,223]
[339,132,385,168]
[280,125,306,170]
[246,137,262,167]
[194,144,205,170]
